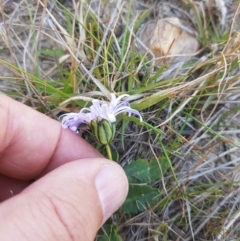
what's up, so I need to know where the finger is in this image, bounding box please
[0,158,128,241]
[0,174,31,201]
[0,94,102,180]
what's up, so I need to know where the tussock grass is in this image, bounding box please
[1,0,240,240]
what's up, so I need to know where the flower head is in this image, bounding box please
[61,93,142,134]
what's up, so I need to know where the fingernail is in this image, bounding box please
[95,164,128,223]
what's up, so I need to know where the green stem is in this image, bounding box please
[105,144,112,160]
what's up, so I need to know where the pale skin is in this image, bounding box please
[0,94,128,241]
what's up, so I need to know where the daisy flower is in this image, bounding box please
[61,93,142,134]
[60,93,142,159]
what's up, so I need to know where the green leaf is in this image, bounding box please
[122,158,169,214]
[97,225,122,241]
[122,184,160,214]
[124,158,170,184]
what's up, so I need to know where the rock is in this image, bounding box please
[137,17,200,65]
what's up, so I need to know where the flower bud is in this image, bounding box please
[90,118,116,145]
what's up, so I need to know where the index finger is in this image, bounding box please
[0,94,102,180]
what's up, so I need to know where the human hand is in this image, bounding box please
[0,94,128,241]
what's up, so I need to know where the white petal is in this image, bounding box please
[110,93,117,105]
[108,113,116,122]
[101,104,110,119]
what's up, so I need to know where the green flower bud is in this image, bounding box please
[90,118,116,145]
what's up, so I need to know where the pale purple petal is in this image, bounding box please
[126,109,143,121]
[60,112,91,133]
[69,126,78,133]
[80,107,91,114]
[112,101,130,113]
[113,106,142,121]
[90,100,102,116]
[114,94,129,103]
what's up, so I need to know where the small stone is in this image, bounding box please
[138,17,200,65]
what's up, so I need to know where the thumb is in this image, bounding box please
[0,158,128,241]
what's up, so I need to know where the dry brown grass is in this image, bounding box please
[1,0,240,240]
